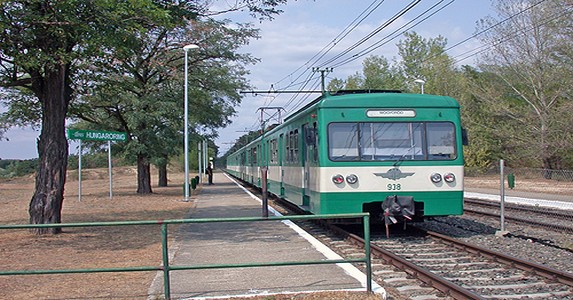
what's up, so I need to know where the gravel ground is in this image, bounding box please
[417,214,573,275]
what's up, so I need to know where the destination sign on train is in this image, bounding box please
[366,109,416,118]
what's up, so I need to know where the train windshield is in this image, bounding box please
[328,122,456,161]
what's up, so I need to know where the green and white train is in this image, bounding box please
[226,90,465,222]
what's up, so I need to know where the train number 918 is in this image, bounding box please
[387,183,401,190]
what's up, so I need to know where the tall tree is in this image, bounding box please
[0,0,189,233]
[71,18,258,193]
[328,55,404,91]
[396,32,461,95]
[329,32,459,94]
[361,55,404,90]
[0,0,286,233]
[474,0,573,170]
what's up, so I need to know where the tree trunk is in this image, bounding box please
[28,64,71,234]
[158,163,168,187]
[137,154,153,194]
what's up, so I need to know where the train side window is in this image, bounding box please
[280,134,284,164]
[313,122,319,162]
[293,129,299,163]
[286,132,291,163]
[462,128,469,146]
[270,139,278,164]
[251,147,257,165]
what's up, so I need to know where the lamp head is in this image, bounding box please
[183,44,199,51]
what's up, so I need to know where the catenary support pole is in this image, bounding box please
[198,141,202,184]
[203,140,208,180]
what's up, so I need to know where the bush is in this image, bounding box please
[0,159,38,178]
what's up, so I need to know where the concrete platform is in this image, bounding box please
[148,172,385,299]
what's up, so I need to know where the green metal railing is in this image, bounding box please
[0,213,372,299]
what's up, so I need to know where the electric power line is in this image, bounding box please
[330,0,455,69]
[271,0,387,90]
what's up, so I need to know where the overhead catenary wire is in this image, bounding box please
[428,0,550,64]
[238,0,568,144]
[329,0,455,69]
[251,0,530,127]
[452,5,573,64]
[271,0,387,91]
[272,0,425,114]
[282,73,322,112]
[262,0,390,113]
[285,79,323,113]
[316,0,422,69]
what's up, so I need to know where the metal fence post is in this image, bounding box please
[161,223,171,300]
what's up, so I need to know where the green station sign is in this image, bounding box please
[67,129,127,141]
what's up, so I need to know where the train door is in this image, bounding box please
[250,146,257,184]
[240,152,246,181]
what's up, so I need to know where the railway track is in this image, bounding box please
[464,198,573,233]
[233,178,573,299]
[267,196,573,299]
[319,223,573,299]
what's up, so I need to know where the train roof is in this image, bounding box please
[284,90,459,122]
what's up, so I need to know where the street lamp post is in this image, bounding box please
[183,44,199,201]
[414,79,425,94]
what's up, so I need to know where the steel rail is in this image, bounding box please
[330,224,573,299]
[426,230,573,287]
[463,207,573,232]
[465,198,573,218]
[328,225,486,300]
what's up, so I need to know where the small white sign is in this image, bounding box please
[366,109,416,118]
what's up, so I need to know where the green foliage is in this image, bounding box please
[473,0,573,169]
[70,17,258,175]
[325,32,487,170]
[326,78,345,92]
[0,159,38,178]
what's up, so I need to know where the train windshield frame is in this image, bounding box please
[328,121,457,162]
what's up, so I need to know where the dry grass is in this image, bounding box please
[0,167,193,300]
[465,175,573,195]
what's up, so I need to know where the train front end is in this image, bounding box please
[310,91,465,223]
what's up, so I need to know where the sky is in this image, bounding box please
[0,0,496,160]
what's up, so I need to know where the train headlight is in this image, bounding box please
[444,173,456,183]
[346,174,358,184]
[430,173,442,183]
[332,174,345,184]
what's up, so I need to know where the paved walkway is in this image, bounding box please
[147,172,384,299]
[466,187,573,203]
